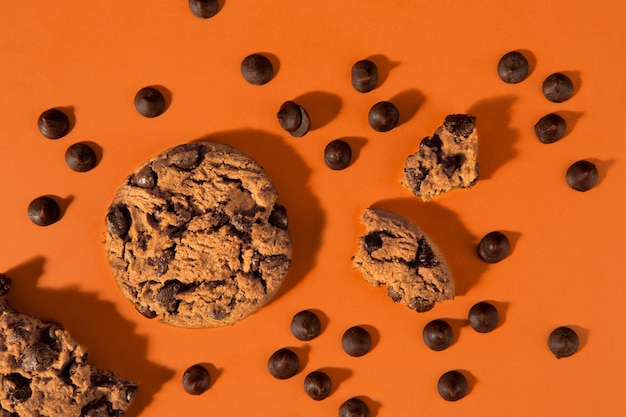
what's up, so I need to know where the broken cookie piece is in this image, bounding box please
[401,114,478,201]
[352,208,454,312]
[0,274,137,416]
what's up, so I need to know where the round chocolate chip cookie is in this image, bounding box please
[104,142,292,328]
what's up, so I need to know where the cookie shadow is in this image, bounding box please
[193,130,325,302]
[5,257,175,417]
[371,198,485,296]
[293,91,342,131]
[467,96,519,180]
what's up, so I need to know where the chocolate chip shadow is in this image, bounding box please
[364,54,400,87]
[389,88,425,127]
[292,91,342,131]
[5,257,174,417]
[467,95,518,180]
[371,199,486,296]
[194,130,325,302]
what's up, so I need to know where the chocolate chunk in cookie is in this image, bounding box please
[401,114,479,201]
[352,208,454,312]
[105,141,292,328]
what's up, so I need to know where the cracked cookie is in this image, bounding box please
[352,208,454,312]
[401,114,478,201]
[105,141,292,328]
[0,274,137,416]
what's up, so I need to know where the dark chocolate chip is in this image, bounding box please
[60,358,79,385]
[342,326,372,357]
[188,0,218,19]
[290,310,322,341]
[363,232,383,253]
[304,370,331,401]
[134,87,166,118]
[65,142,97,172]
[168,145,201,169]
[19,343,56,372]
[267,348,300,379]
[338,397,370,417]
[133,165,157,188]
[135,303,157,319]
[277,101,302,132]
[420,134,443,154]
[2,373,32,403]
[241,54,273,86]
[80,399,115,417]
[38,108,70,139]
[368,101,399,132]
[28,196,61,226]
[422,319,453,351]
[468,301,499,333]
[477,231,510,263]
[497,51,529,84]
[148,247,176,277]
[290,105,311,138]
[534,113,567,144]
[0,274,12,297]
[443,114,476,138]
[441,153,466,178]
[156,280,183,313]
[210,306,229,320]
[416,237,437,268]
[351,59,378,93]
[324,139,352,170]
[91,370,117,387]
[182,364,211,395]
[542,73,574,103]
[387,286,403,302]
[548,326,579,358]
[437,370,468,401]
[409,296,435,312]
[269,205,289,230]
[106,205,132,237]
[566,160,598,192]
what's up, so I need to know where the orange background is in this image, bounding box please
[1,1,625,416]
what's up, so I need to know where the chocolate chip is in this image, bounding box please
[269,205,289,230]
[497,51,529,84]
[2,373,32,403]
[80,399,114,417]
[342,326,372,357]
[19,343,56,372]
[422,319,453,351]
[277,101,302,132]
[241,54,273,86]
[182,364,211,395]
[416,237,437,268]
[188,0,218,19]
[363,232,383,253]
[168,144,200,169]
[28,196,61,226]
[156,280,183,313]
[477,231,510,263]
[65,142,97,172]
[534,113,567,144]
[437,370,468,401]
[290,310,321,341]
[351,59,378,93]
[133,165,157,189]
[0,274,12,297]
[91,370,118,387]
[542,73,574,103]
[441,153,466,178]
[368,101,399,132]
[125,384,138,402]
[420,134,443,154]
[566,160,598,192]
[338,397,370,417]
[106,205,132,237]
[324,139,352,170]
[387,286,403,302]
[290,105,311,138]
[443,114,475,138]
[267,348,299,379]
[38,108,70,139]
[409,296,434,312]
[134,87,166,118]
[304,370,331,401]
[468,301,499,333]
[548,326,579,358]
[135,303,157,319]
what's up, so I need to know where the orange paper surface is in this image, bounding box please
[1,1,625,416]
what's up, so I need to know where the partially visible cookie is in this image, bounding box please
[401,114,479,201]
[0,274,137,416]
[105,141,292,328]
[352,208,454,312]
